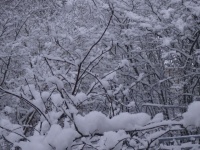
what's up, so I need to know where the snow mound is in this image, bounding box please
[75,111,151,134]
[51,93,64,107]
[183,101,200,127]
[110,112,151,131]
[75,111,110,135]
[150,113,164,123]
[45,124,78,150]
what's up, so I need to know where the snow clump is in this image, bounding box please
[183,101,200,127]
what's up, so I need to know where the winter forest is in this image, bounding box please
[0,0,200,149]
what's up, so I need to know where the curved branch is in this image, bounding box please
[0,87,51,126]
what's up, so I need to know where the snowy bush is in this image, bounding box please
[1,0,200,149]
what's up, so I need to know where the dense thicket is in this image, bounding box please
[0,0,200,149]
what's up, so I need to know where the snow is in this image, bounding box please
[100,71,117,89]
[99,130,129,150]
[126,11,144,21]
[137,73,144,81]
[41,91,50,102]
[127,101,135,107]
[67,103,78,114]
[48,110,63,124]
[2,2,200,150]
[162,50,180,59]
[64,118,71,128]
[0,119,23,143]
[45,124,62,146]
[6,131,23,143]
[100,79,110,89]
[32,98,45,112]
[142,103,186,109]
[78,27,87,35]
[107,90,113,96]
[129,139,137,147]
[110,112,151,131]
[51,93,64,107]
[45,124,78,150]
[15,133,52,150]
[138,120,181,131]
[119,59,129,67]
[74,59,81,67]
[0,107,197,150]
[21,84,46,111]
[52,128,78,150]
[183,101,200,127]
[0,119,13,131]
[46,76,64,90]
[149,113,164,123]
[22,84,34,95]
[75,111,151,134]
[41,120,50,135]
[184,1,200,16]
[16,140,51,150]
[44,42,52,48]
[198,55,200,64]
[104,71,117,81]
[43,55,65,62]
[173,18,186,32]
[72,92,87,105]
[161,37,173,46]
[3,106,14,114]
[160,8,174,19]
[170,83,184,90]
[123,88,129,96]
[139,22,152,28]
[75,49,83,59]
[146,130,166,142]
[113,84,123,95]
[75,111,110,135]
